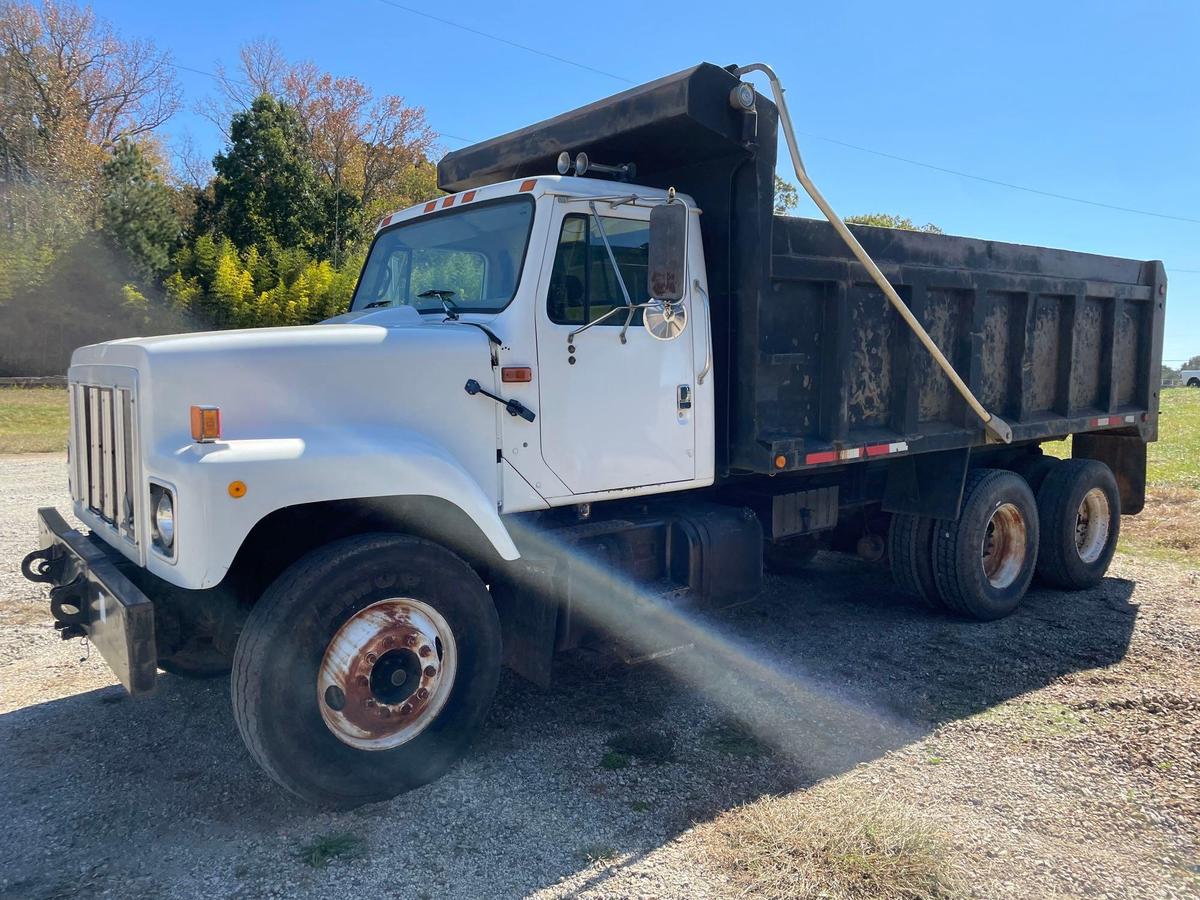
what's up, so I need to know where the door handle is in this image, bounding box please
[677,384,693,412]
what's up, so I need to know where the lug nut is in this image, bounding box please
[419,645,432,658]
[364,698,375,707]
[404,634,417,647]
[366,652,377,664]
[417,687,429,700]
[400,704,413,715]
[384,635,395,647]
[424,666,436,677]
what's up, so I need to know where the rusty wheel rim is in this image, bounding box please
[980,502,1027,589]
[317,598,457,751]
[1075,487,1111,564]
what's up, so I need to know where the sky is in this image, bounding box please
[97,0,1200,366]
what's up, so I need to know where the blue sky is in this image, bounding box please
[99,0,1200,365]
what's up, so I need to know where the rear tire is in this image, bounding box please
[887,513,943,609]
[1034,459,1120,590]
[933,469,1039,621]
[231,533,501,808]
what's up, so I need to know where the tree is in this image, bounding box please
[211,95,323,253]
[845,213,943,234]
[774,175,799,214]
[201,40,437,262]
[99,139,181,278]
[0,1,179,190]
[1184,355,1200,370]
[0,0,179,316]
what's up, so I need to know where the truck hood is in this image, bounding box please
[68,315,500,459]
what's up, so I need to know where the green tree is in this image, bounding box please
[99,140,181,278]
[774,175,799,214]
[211,95,324,253]
[844,213,944,234]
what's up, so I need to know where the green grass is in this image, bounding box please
[971,700,1087,742]
[599,749,631,770]
[0,387,69,453]
[295,832,365,868]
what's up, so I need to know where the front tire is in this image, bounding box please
[1034,459,1120,590]
[933,469,1039,621]
[231,533,501,808]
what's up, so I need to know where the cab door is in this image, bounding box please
[533,202,695,495]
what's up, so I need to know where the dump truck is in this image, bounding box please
[23,62,1165,807]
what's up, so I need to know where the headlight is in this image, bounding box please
[153,490,175,549]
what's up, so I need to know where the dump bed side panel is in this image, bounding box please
[734,216,1166,474]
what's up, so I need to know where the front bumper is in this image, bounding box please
[23,507,157,695]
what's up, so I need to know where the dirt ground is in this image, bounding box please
[1,453,1197,899]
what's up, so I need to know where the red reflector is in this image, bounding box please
[805,450,837,465]
[190,405,221,443]
[501,367,533,383]
[519,179,537,192]
[442,196,454,208]
[379,215,392,228]
[462,190,477,203]
[865,443,891,457]
[424,200,437,213]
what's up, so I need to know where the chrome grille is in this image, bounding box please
[71,383,138,544]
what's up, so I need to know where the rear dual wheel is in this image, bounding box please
[890,469,1040,620]
[1034,459,1120,590]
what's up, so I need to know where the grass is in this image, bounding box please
[599,750,631,770]
[701,785,963,900]
[971,700,1087,741]
[0,386,69,453]
[1044,387,1200,566]
[295,833,366,869]
[580,844,621,864]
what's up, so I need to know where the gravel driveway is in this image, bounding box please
[1,453,1197,899]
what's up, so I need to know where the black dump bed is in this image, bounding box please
[440,63,1166,477]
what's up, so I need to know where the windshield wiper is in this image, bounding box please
[417,289,460,320]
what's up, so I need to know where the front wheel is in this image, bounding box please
[231,533,501,808]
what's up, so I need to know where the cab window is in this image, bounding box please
[547,213,648,325]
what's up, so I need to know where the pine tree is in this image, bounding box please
[99,140,182,278]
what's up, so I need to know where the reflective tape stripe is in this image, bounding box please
[839,448,862,460]
[805,450,837,465]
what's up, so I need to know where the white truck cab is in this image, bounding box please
[24,62,1160,807]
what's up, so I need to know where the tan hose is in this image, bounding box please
[733,63,1012,445]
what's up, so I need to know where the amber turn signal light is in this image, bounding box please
[501,367,533,383]
[190,406,221,443]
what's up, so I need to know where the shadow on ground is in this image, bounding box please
[0,554,1137,898]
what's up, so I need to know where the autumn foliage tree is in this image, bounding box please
[201,38,437,263]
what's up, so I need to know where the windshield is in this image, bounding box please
[351,196,535,314]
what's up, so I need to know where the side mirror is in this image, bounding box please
[647,201,687,301]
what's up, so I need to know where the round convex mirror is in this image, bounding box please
[643,299,687,341]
